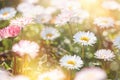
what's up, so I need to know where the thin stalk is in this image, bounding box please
[81,45,85,59]
[68,23,73,40]
[13,56,17,75]
[67,70,72,80]
[97,27,103,49]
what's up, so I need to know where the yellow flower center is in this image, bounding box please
[67,60,76,65]
[46,33,53,38]
[101,54,105,58]
[101,20,108,24]
[80,36,89,42]
[3,12,8,16]
[43,77,51,80]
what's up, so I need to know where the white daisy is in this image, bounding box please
[17,3,44,18]
[34,13,52,24]
[51,0,67,9]
[93,17,115,28]
[12,40,40,58]
[45,7,57,15]
[38,69,65,80]
[22,5,44,18]
[55,9,89,26]
[51,0,81,10]
[55,10,72,26]
[102,0,120,10]
[113,36,120,49]
[70,9,89,24]
[59,55,83,70]
[73,31,97,46]
[12,75,30,80]
[61,0,81,10]
[74,67,107,80]
[0,69,11,80]
[17,2,34,13]
[95,49,115,61]
[10,17,33,28]
[0,7,16,20]
[40,27,60,40]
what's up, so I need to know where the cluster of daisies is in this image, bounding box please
[0,0,120,80]
[0,67,108,80]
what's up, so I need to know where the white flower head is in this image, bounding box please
[45,7,57,15]
[40,27,60,40]
[61,0,81,10]
[22,5,44,18]
[17,2,34,13]
[0,7,16,20]
[12,75,30,80]
[113,36,120,49]
[102,0,120,10]
[93,17,115,28]
[70,9,89,24]
[73,31,97,46]
[51,0,81,10]
[55,10,72,26]
[10,17,33,28]
[12,40,40,58]
[74,67,107,80]
[51,0,67,9]
[95,49,115,61]
[0,69,11,80]
[38,69,65,80]
[34,13,52,24]
[17,3,44,18]
[59,55,83,70]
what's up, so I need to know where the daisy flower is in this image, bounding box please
[74,67,107,80]
[34,13,52,24]
[61,0,81,10]
[51,0,81,10]
[40,27,60,40]
[59,55,83,70]
[38,69,65,80]
[55,9,89,26]
[17,3,44,18]
[10,17,33,28]
[0,7,16,20]
[73,31,97,46]
[12,75,30,80]
[17,2,34,13]
[93,17,115,28]
[102,0,120,10]
[70,9,89,24]
[0,69,11,80]
[95,49,115,61]
[22,5,44,18]
[51,0,67,9]
[113,36,120,49]
[0,25,21,39]
[45,7,57,15]
[12,40,40,58]
[55,10,72,26]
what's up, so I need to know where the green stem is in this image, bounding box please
[97,27,103,49]
[13,56,17,75]
[68,23,73,40]
[81,46,85,59]
[67,70,72,80]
